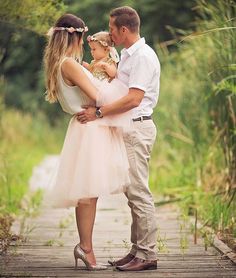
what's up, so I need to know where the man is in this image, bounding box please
[77,6,160,271]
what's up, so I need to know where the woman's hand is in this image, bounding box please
[82,61,90,70]
[77,105,97,123]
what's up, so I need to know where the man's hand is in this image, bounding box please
[76,105,96,124]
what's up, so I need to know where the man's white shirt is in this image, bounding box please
[117,38,160,119]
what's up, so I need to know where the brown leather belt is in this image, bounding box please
[132,115,152,122]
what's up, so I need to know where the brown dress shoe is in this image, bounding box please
[108,253,135,266]
[116,257,157,271]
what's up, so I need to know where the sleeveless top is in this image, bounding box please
[56,57,131,128]
[57,57,95,115]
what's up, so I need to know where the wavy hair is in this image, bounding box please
[44,14,86,103]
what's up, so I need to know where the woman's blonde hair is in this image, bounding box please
[44,14,86,103]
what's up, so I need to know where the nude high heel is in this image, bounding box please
[74,244,107,271]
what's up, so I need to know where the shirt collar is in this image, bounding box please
[121,37,145,57]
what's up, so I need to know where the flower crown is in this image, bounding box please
[47,26,88,36]
[87,35,113,47]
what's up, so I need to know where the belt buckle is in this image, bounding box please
[140,116,143,122]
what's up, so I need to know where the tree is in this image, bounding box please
[0,0,66,121]
[64,0,197,46]
[0,0,198,122]
[0,0,66,34]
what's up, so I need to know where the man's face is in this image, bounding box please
[109,17,124,46]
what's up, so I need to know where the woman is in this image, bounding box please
[43,14,130,270]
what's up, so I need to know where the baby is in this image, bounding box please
[83,31,119,82]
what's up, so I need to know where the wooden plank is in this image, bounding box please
[1,194,236,277]
[212,235,236,264]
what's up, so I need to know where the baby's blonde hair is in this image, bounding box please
[88,31,113,48]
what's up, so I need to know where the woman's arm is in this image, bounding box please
[61,58,98,101]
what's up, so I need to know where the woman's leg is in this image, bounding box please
[75,197,98,265]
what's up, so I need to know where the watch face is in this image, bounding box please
[96,108,102,118]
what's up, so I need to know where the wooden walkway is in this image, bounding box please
[1,193,236,277]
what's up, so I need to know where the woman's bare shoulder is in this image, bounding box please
[62,57,79,69]
[61,58,84,78]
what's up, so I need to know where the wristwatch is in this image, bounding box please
[95,107,103,118]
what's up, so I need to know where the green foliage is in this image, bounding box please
[134,0,197,44]
[150,0,236,237]
[65,0,196,44]
[0,0,66,34]
[0,98,65,214]
[0,0,198,120]
[0,0,67,123]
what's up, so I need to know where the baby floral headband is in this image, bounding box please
[47,26,88,36]
[87,35,119,63]
[87,35,112,47]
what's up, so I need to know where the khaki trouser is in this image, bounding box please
[123,119,157,260]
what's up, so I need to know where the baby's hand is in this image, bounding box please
[82,61,90,70]
[95,61,117,79]
[95,61,107,70]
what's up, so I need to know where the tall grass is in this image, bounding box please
[150,0,236,238]
[0,88,65,214]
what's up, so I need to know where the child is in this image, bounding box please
[83,31,119,82]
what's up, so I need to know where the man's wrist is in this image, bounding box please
[95,107,103,118]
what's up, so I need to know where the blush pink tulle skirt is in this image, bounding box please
[45,78,131,208]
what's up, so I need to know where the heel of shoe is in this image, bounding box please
[74,257,78,269]
[74,244,87,269]
[73,244,107,271]
[74,244,82,269]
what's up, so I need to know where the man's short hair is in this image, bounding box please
[110,6,140,33]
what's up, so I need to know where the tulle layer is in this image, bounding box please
[45,117,130,208]
[93,76,132,128]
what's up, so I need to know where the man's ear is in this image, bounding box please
[121,26,126,33]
